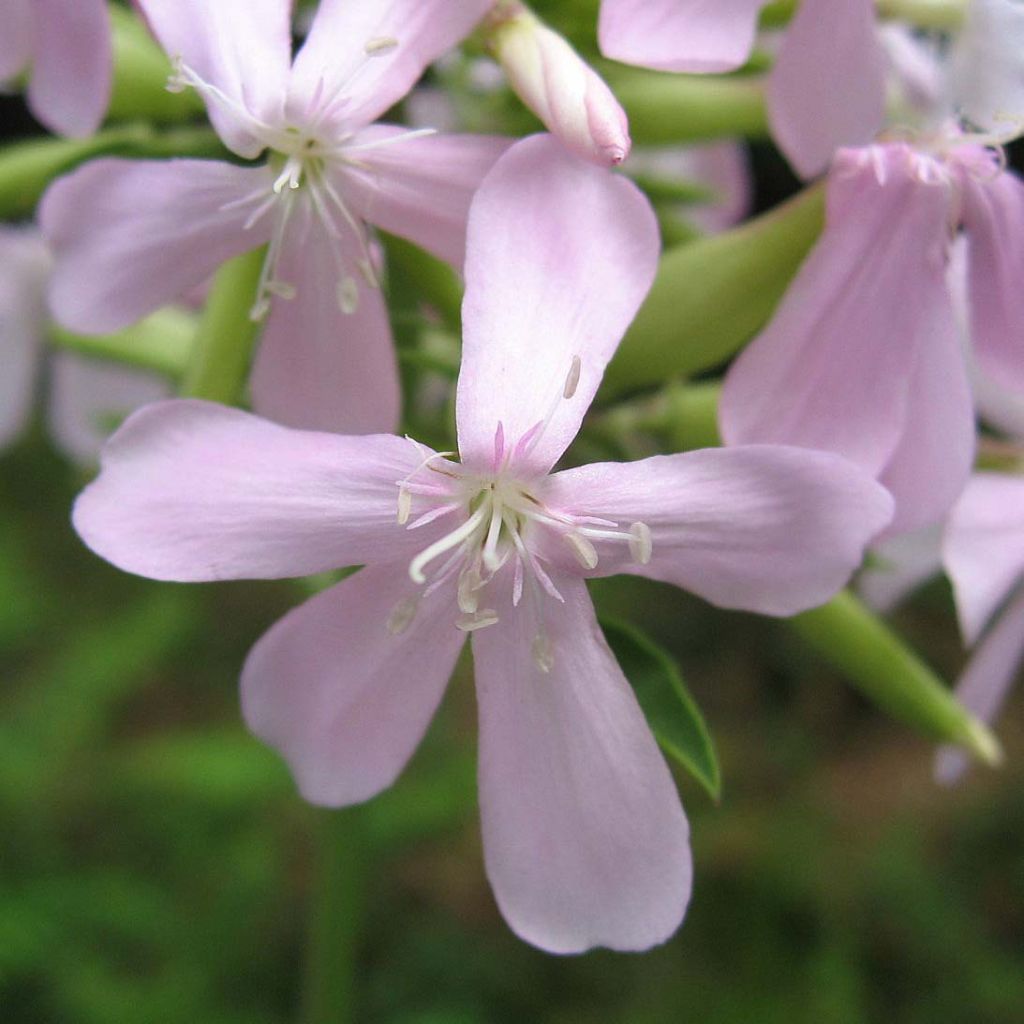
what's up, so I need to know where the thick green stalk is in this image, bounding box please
[0,126,222,219]
[601,184,824,400]
[609,68,769,145]
[49,307,195,379]
[790,591,1001,765]
[181,249,266,404]
[303,808,366,1024]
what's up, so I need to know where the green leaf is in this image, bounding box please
[601,617,720,800]
[600,184,824,400]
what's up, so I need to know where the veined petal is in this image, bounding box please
[249,196,399,435]
[0,227,49,449]
[767,0,886,180]
[28,0,111,138]
[136,0,292,157]
[456,135,659,475]
[472,573,691,954]
[242,566,464,806]
[0,0,31,81]
[290,0,492,129]
[952,0,1024,132]
[961,170,1024,394]
[545,446,893,617]
[720,145,958,478]
[342,126,512,268]
[598,0,768,73]
[40,158,271,334]
[46,352,169,466]
[943,472,1024,644]
[935,589,1024,784]
[72,399,431,582]
[876,295,974,534]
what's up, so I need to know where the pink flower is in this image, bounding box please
[597,0,886,179]
[721,136,1024,534]
[40,0,509,435]
[485,1,631,167]
[936,472,1024,783]
[0,0,111,137]
[72,137,892,952]
[0,225,167,463]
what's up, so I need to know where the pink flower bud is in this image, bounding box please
[486,2,631,167]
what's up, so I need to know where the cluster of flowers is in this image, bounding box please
[2,0,1023,955]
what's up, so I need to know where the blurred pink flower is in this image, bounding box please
[41,0,509,435]
[0,225,168,463]
[597,0,886,179]
[0,0,111,137]
[721,135,1024,533]
[72,136,892,953]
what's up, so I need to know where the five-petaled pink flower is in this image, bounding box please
[720,133,1024,535]
[40,0,508,435]
[597,0,887,179]
[72,137,893,953]
[0,0,111,138]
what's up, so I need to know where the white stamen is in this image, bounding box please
[409,505,488,584]
[457,609,499,632]
[338,277,360,314]
[531,634,555,674]
[397,487,412,525]
[628,522,653,565]
[387,596,419,635]
[365,36,399,56]
[564,531,598,570]
[563,355,582,399]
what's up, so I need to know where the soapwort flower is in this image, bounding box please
[597,0,887,178]
[40,0,508,434]
[0,0,111,137]
[72,137,892,952]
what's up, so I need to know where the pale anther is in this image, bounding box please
[338,277,360,314]
[628,522,653,565]
[565,531,598,570]
[456,609,499,632]
[531,634,555,674]
[563,355,582,399]
[365,36,399,56]
[386,596,419,635]
[396,487,412,525]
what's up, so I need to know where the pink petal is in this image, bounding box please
[720,145,959,482]
[857,525,944,613]
[241,565,463,806]
[767,0,886,179]
[40,158,270,334]
[545,445,893,617]
[0,0,32,82]
[290,0,492,129]
[342,125,512,268]
[876,298,975,535]
[28,0,111,138]
[72,399,429,582]
[943,472,1024,644]
[598,0,768,73]
[961,170,1024,394]
[136,0,291,157]
[46,352,169,466]
[935,590,1024,785]
[472,573,691,953]
[0,227,49,449]
[952,0,1024,132]
[249,197,399,435]
[456,135,659,475]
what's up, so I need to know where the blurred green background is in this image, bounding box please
[2,424,1022,1024]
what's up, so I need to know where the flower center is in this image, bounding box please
[167,40,435,321]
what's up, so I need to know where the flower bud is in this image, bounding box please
[485,1,631,167]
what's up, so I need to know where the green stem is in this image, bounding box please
[607,68,769,145]
[181,248,266,403]
[303,808,366,1024]
[790,591,1001,765]
[48,307,196,379]
[0,126,224,219]
[876,0,967,31]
